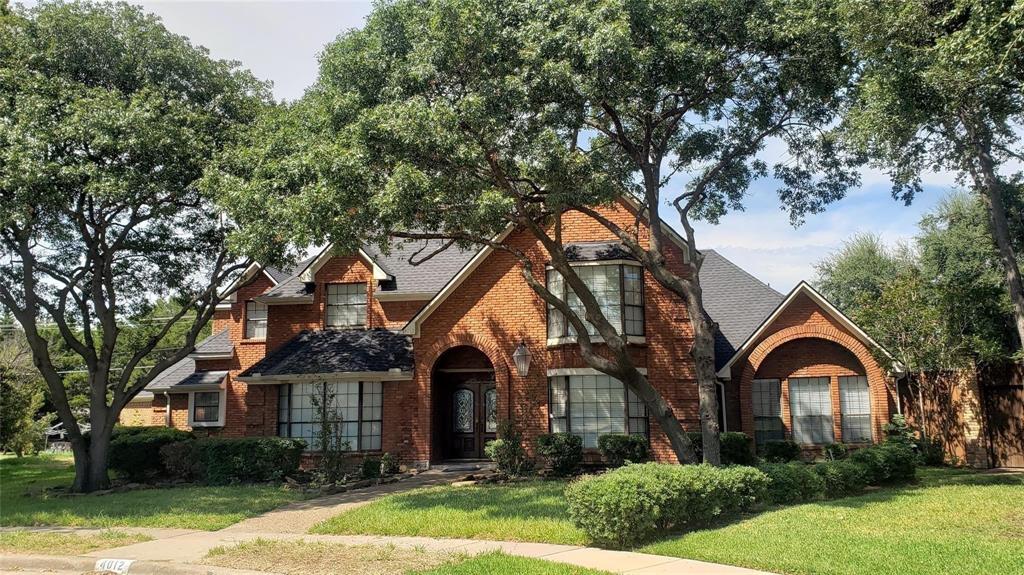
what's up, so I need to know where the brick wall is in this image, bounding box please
[410,201,697,465]
[730,291,895,450]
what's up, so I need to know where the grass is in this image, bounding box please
[311,480,585,544]
[0,529,151,555]
[203,540,609,575]
[1,453,302,530]
[640,467,1024,575]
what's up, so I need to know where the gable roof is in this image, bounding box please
[188,329,232,359]
[237,328,414,381]
[715,280,901,379]
[147,329,234,391]
[699,250,785,370]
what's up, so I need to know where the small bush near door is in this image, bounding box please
[535,433,582,477]
[759,439,802,463]
[597,433,649,467]
[565,463,768,548]
[484,421,533,477]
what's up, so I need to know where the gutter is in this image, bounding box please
[163,392,171,426]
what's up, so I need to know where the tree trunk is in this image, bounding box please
[977,178,1024,347]
[69,434,91,493]
[916,371,928,441]
[621,371,699,464]
[687,290,722,465]
[87,430,112,491]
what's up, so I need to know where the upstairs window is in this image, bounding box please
[839,375,872,443]
[245,300,267,339]
[546,264,645,340]
[790,376,834,445]
[326,283,367,328]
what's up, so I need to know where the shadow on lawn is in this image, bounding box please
[384,481,571,521]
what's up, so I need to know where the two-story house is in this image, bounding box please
[123,201,898,467]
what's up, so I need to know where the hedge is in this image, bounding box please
[686,432,756,465]
[759,439,802,462]
[109,426,194,481]
[758,462,825,504]
[160,437,305,485]
[848,442,917,484]
[565,463,768,548]
[597,433,649,467]
[536,433,583,477]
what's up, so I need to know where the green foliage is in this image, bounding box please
[823,443,848,461]
[159,440,201,481]
[597,434,650,468]
[813,460,867,498]
[109,427,194,481]
[815,234,906,313]
[687,432,755,466]
[0,334,48,455]
[172,437,305,485]
[380,452,400,476]
[917,437,946,467]
[360,457,381,479]
[758,462,824,505]
[847,443,917,486]
[565,463,768,548]
[310,383,352,485]
[484,421,532,478]
[759,440,802,463]
[535,433,582,477]
[883,414,916,445]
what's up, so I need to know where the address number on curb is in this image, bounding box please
[94,558,135,574]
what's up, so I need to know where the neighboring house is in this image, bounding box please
[124,201,899,467]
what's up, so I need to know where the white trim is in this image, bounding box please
[238,370,414,384]
[716,380,727,432]
[218,262,279,305]
[188,351,233,360]
[402,225,515,337]
[256,295,314,305]
[299,246,393,283]
[547,335,646,347]
[546,367,648,376]
[402,198,694,337]
[187,386,226,428]
[544,259,643,269]
[374,291,434,302]
[715,281,903,379]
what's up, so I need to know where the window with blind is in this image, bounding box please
[192,392,220,423]
[326,283,367,328]
[548,374,648,448]
[546,264,644,340]
[752,378,784,445]
[839,375,872,443]
[277,381,383,451]
[789,377,834,445]
[245,300,267,339]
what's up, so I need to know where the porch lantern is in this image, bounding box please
[512,341,532,377]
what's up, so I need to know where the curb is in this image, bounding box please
[0,553,278,575]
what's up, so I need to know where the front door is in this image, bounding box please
[446,381,497,459]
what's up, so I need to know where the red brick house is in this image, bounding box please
[130,201,900,467]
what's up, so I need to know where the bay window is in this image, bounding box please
[546,264,644,341]
[839,375,872,443]
[548,374,648,448]
[326,283,367,328]
[789,376,834,445]
[277,381,383,451]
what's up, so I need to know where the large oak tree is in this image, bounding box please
[0,1,269,491]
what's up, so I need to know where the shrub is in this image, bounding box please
[597,433,649,467]
[686,432,756,465]
[759,439,801,463]
[876,442,917,482]
[484,421,532,477]
[823,443,848,461]
[916,437,945,466]
[536,433,583,477]
[565,463,768,548]
[181,437,305,485]
[380,452,400,476]
[109,426,194,481]
[883,414,916,446]
[360,457,381,479]
[160,440,201,481]
[759,462,825,504]
[814,460,867,498]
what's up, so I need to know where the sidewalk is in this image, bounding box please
[1,526,774,575]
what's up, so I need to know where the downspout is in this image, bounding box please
[163,392,171,427]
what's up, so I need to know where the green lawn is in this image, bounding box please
[640,468,1024,575]
[0,529,151,555]
[1,454,302,530]
[312,480,585,544]
[314,468,1023,575]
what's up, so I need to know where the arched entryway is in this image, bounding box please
[432,346,497,461]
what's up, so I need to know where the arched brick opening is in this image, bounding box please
[420,334,511,463]
[738,324,890,447]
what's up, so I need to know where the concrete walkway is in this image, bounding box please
[1,526,773,574]
[223,468,465,534]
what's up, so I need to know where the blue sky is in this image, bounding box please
[65,0,968,291]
